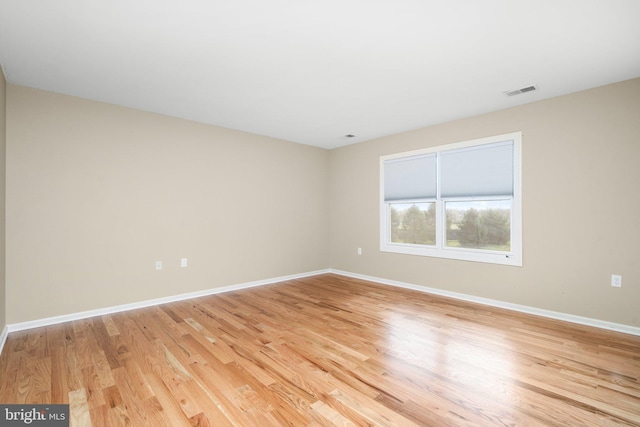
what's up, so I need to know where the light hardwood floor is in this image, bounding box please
[0,274,639,426]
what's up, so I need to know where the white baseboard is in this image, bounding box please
[6,269,331,334]
[0,325,8,356]
[330,269,640,337]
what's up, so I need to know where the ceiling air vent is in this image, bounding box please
[504,85,538,97]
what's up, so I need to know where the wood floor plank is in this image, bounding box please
[1,273,639,425]
[69,387,93,427]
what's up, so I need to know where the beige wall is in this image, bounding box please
[0,67,6,331]
[4,78,640,329]
[6,85,330,323]
[329,78,640,327]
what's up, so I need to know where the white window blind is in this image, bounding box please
[383,153,436,201]
[440,141,514,198]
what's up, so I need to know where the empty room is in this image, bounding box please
[0,1,639,426]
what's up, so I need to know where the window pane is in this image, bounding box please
[446,200,511,251]
[389,202,436,245]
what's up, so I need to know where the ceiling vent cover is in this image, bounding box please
[504,85,538,97]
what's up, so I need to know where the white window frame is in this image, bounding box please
[380,132,522,266]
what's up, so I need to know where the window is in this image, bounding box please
[380,132,522,266]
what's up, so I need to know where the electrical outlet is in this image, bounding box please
[611,274,622,288]
[181,258,188,267]
[357,247,362,255]
[155,260,162,270]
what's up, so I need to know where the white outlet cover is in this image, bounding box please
[181,258,188,267]
[611,274,622,287]
[155,260,162,270]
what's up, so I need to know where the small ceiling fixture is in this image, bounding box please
[504,85,538,97]
[344,134,356,138]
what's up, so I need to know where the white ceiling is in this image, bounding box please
[1,1,639,149]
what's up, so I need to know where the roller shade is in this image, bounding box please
[440,141,513,198]
[384,153,436,201]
